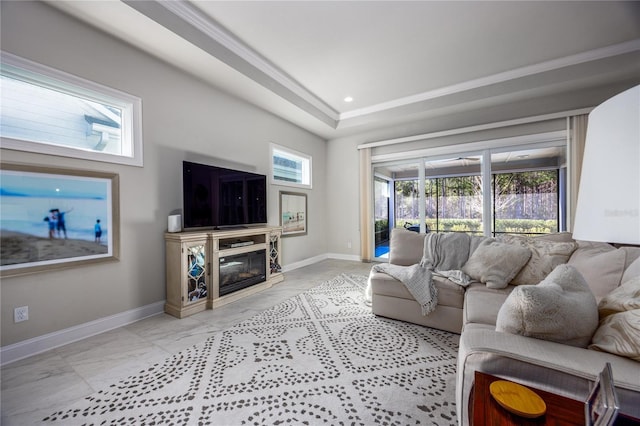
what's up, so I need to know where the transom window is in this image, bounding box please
[0,52,143,166]
[270,143,312,189]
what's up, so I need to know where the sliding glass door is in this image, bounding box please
[371,144,566,261]
[424,156,483,234]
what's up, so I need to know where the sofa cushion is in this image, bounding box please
[389,229,426,266]
[463,283,512,326]
[370,271,465,309]
[589,277,640,361]
[462,239,531,289]
[495,264,598,347]
[568,241,626,302]
[497,234,577,285]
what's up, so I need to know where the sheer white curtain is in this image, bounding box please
[359,147,373,262]
[568,114,588,230]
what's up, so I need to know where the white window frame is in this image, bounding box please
[0,51,143,167]
[270,143,312,189]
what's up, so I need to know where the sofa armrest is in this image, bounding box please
[456,325,640,426]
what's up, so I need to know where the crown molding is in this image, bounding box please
[155,0,640,130]
[123,0,339,128]
[341,39,640,121]
[158,1,339,118]
[102,2,640,135]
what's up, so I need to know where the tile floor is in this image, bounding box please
[1,259,375,425]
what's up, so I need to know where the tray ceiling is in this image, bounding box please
[47,1,640,139]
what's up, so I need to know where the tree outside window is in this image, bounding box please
[394,170,558,236]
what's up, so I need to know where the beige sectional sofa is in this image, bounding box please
[367,229,640,426]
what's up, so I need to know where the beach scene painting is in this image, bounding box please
[0,163,119,276]
[280,191,307,237]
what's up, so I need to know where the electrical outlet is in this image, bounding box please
[347,240,352,249]
[14,306,28,323]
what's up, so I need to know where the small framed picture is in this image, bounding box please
[279,191,307,237]
[585,362,619,426]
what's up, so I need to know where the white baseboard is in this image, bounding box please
[1,253,363,366]
[0,301,165,367]
[281,253,328,272]
[326,253,362,262]
[281,252,362,272]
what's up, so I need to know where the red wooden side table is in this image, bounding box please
[470,371,640,426]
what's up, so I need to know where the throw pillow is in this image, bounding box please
[498,234,577,285]
[530,232,574,243]
[495,264,598,348]
[589,276,640,360]
[568,241,626,302]
[389,229,426,266]
[622,246,640,271]
[596,276,640,318]
[462,239,531,289]
[621,256,640,285]
[589,310,640,361]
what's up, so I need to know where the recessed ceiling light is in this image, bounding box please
[344,96,354,103]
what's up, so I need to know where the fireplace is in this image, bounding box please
[219,249,267,296]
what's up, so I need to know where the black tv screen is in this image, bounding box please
[183,161,267,229]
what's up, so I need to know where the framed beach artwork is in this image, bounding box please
[280,191,307,237]
[0,163,120,277]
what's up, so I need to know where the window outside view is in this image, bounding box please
[394,171,559,235]
[493,170,558,235]
[273,152,303,183]
[374,155,562,259]
[271,145,312,188]
[0,52,142,166]
[0,76,123,154]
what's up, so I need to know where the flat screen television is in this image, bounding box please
[182,161,267,229]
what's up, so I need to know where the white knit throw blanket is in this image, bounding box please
[372,233,475,315]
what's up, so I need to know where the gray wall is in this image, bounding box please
[324,80,638,258]
[1,1,327,347]
[3,1,637,350]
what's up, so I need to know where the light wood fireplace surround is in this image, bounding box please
[164,226,283,318]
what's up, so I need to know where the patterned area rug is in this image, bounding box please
[44,274,459,425]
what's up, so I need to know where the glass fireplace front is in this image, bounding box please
[219,249,267,296]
